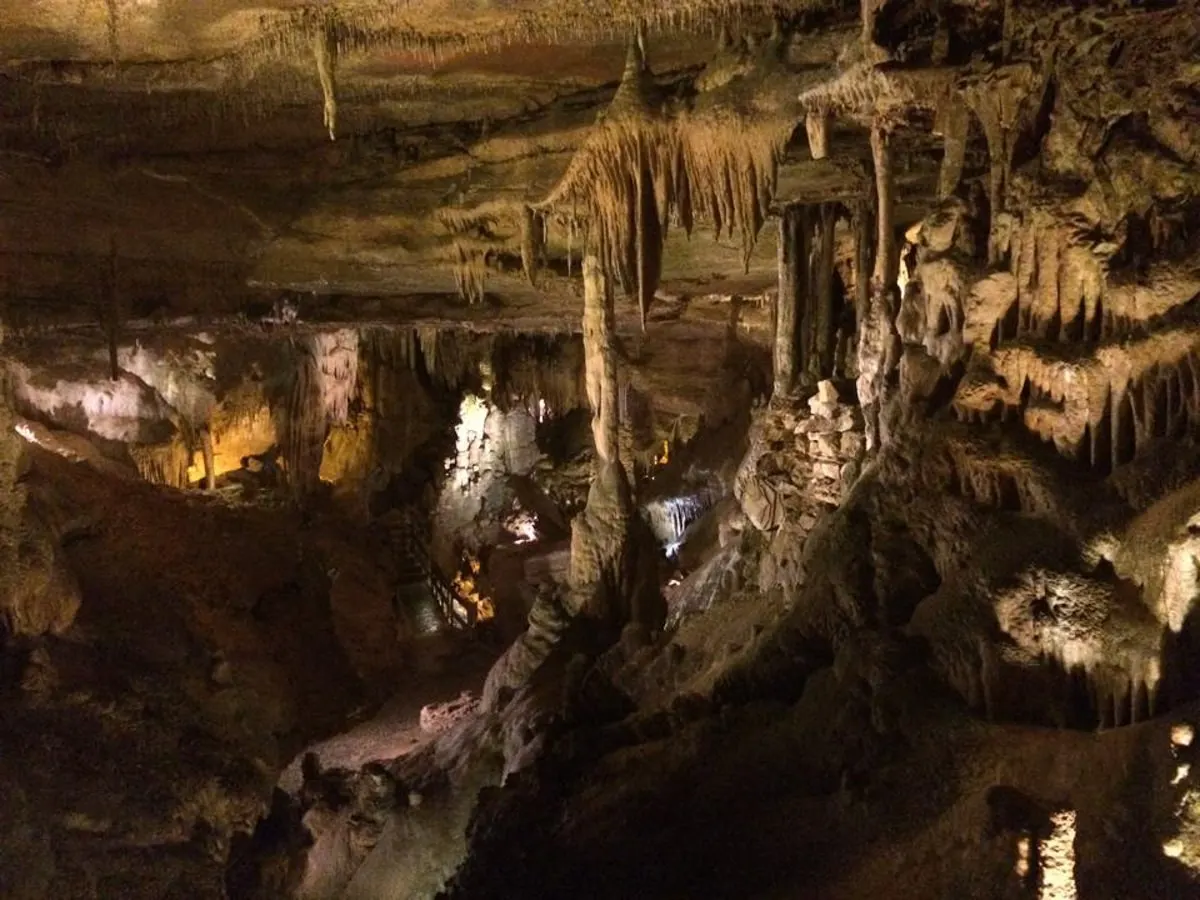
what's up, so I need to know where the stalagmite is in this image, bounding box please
[200,427,215,491]
[857,124,900,450]
[583,255,619,464]
[871,125,898,295]
[481,256,662,710]
[775,205,809,397]
[853,200,874,336]
[284,346,325,501]
[283,330,359,500]
[313,22,338,141]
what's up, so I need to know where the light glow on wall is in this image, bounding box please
[451,393,491,491]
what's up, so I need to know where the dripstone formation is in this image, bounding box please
[3,2,1200,899]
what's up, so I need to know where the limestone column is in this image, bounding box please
[857,124,901,451]
[583,255,619,464]
[871,124,898,297]
[774,206,809,398]
[853,200,874,338]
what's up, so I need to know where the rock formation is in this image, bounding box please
[5,1,1200,898]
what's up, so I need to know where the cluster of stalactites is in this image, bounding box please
[282,330,361,498]
[541,36,789,326]
[128,436,192,490]
[453,245,487,306]
[203,1,834,140]
[948,201,1200,473]
[438,207,504,306]
[774,202,853,395]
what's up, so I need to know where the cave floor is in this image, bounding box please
[277,633,499,795]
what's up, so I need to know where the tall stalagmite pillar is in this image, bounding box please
[583,254,619,464]
[200,427,216,491]
[774,206,809,398]
[871,125,898,295]
[480,254,664,711]
[853,200,874,340]
[857,124,901,451]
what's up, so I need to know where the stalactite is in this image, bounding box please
[453,244,487,305]
[313,20,338,141]
[520,205,546,288]
[540,30,788,307]
[634,146,656,330]
[963,66,1037,263]
[1001,0,1015,63]
[805,109,830,160]
[1034,226,1061,340]
[129,437,191,490]
[934,99,970,200]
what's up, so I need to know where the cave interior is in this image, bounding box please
[4,1,1200,898]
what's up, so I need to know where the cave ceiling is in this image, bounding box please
[0,0,985,319]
